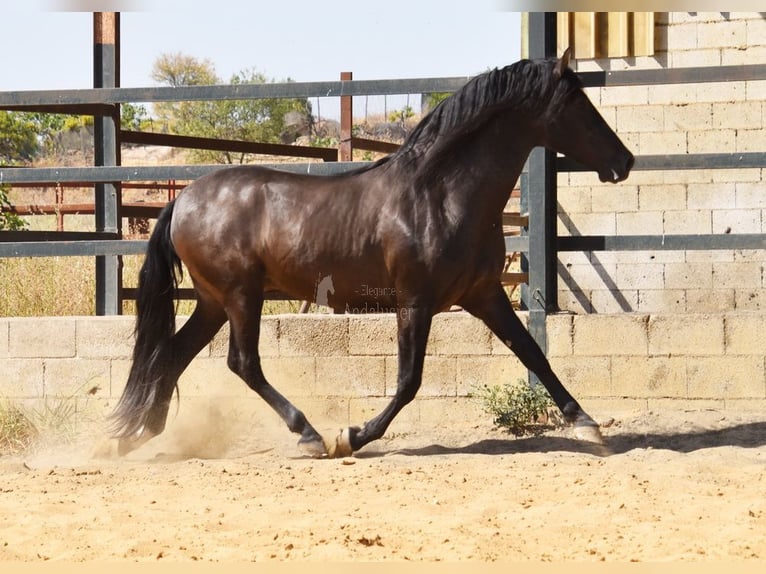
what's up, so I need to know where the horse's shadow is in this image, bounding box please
[355,421,766,459]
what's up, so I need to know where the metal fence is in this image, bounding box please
[2,13,765,334]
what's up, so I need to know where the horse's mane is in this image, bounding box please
[344,57,582,179]
[386,57,582,177]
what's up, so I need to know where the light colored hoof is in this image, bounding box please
[323,427,355,459]
[574,421,613,456]
[298,438,329,458]
[574,423,604,444]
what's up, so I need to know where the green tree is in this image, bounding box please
[0,111,38,164]
[150,52,312,164]
[0,185,26,231]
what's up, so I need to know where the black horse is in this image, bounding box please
[110,49,634,457]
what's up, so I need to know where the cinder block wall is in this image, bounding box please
[2,312,765,434]
[560,12,766,313]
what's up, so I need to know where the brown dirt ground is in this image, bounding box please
[1,407,765,562]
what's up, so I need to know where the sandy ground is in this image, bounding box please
[1,407,765,563]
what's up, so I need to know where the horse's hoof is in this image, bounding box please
[298,437,329,458]
[324,427,356,459]
[573,422,604,444]
[574,421,613,456]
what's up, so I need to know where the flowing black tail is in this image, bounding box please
[109,200,182,439]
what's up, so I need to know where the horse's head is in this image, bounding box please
[541,48,634,184]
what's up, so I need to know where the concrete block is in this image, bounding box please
[43,358,111,398]
[746,79,766,101]
[734,289,766,311]
[663,210,712,235]
[687,182,736,210]
[590,185,638,214]
[713,101,762,130]
[648,314,725,356]
[558,187,592,216]
[580,398,647,419]
[0,319,8,358]
[736,128,766,154]
[417,397,485,427]
[591,289,639,314]
[638,184,687,212]
[638,131,686,156]
[176,357,249,398]
[611,356,687,398]
[9,317,76,358]
[315,356,385,397]
[665,21,699,50]
[671,48,721,68]
[713,261,763,290]
[209,319,279,359]
[723,398,766,412]
[616,211,664,235]
[279,315,348,357]
[664,103,713,131]
[562,213,616,236]
[686,250,733,263]
[348,397,418,431]
[546,313,573,357]
[689,129,737,155]
[664,262,713,290]
[647,397,724,412]
[616,106,663,132]
[687,356,765,398]
[558,289,592,314]
[637,290,687,314]
[385,356,457,398]
[600,85,648,106]
[713,209,762,234]
[0,359,44,398]
[301,397,350,429]
[573,314,649,356]
[696,81,746,104]
[649,83,699,106]
[699,20,747,49]
[725,313,766,355]
[75,317,134,359]
[348,314,398,355]
[455,356,527,397]
[736,182,766,209]
[260,356,316,397]
[108,359,131,399]
[561,263,617,291]
[686,289,735,313]
[616,263,665,290]
[548,356,612,397]
[427,312,492,355]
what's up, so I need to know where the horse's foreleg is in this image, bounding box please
[462,285,606,447]
[226,291,326,457]
[329,305,432,456]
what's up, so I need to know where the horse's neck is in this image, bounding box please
[422,113,536,219]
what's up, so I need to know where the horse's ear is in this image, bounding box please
[554,47,572,80]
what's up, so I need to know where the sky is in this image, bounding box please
[1,1,521,119]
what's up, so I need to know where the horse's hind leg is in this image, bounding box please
[226,288,326,456]
[462,284,606,447]
[117,296,226,456]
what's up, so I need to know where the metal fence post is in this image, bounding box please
[93,12,122,315]
[522,12,558,382]
[339,71,353,162]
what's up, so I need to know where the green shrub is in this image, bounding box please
[474,380,558,437]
